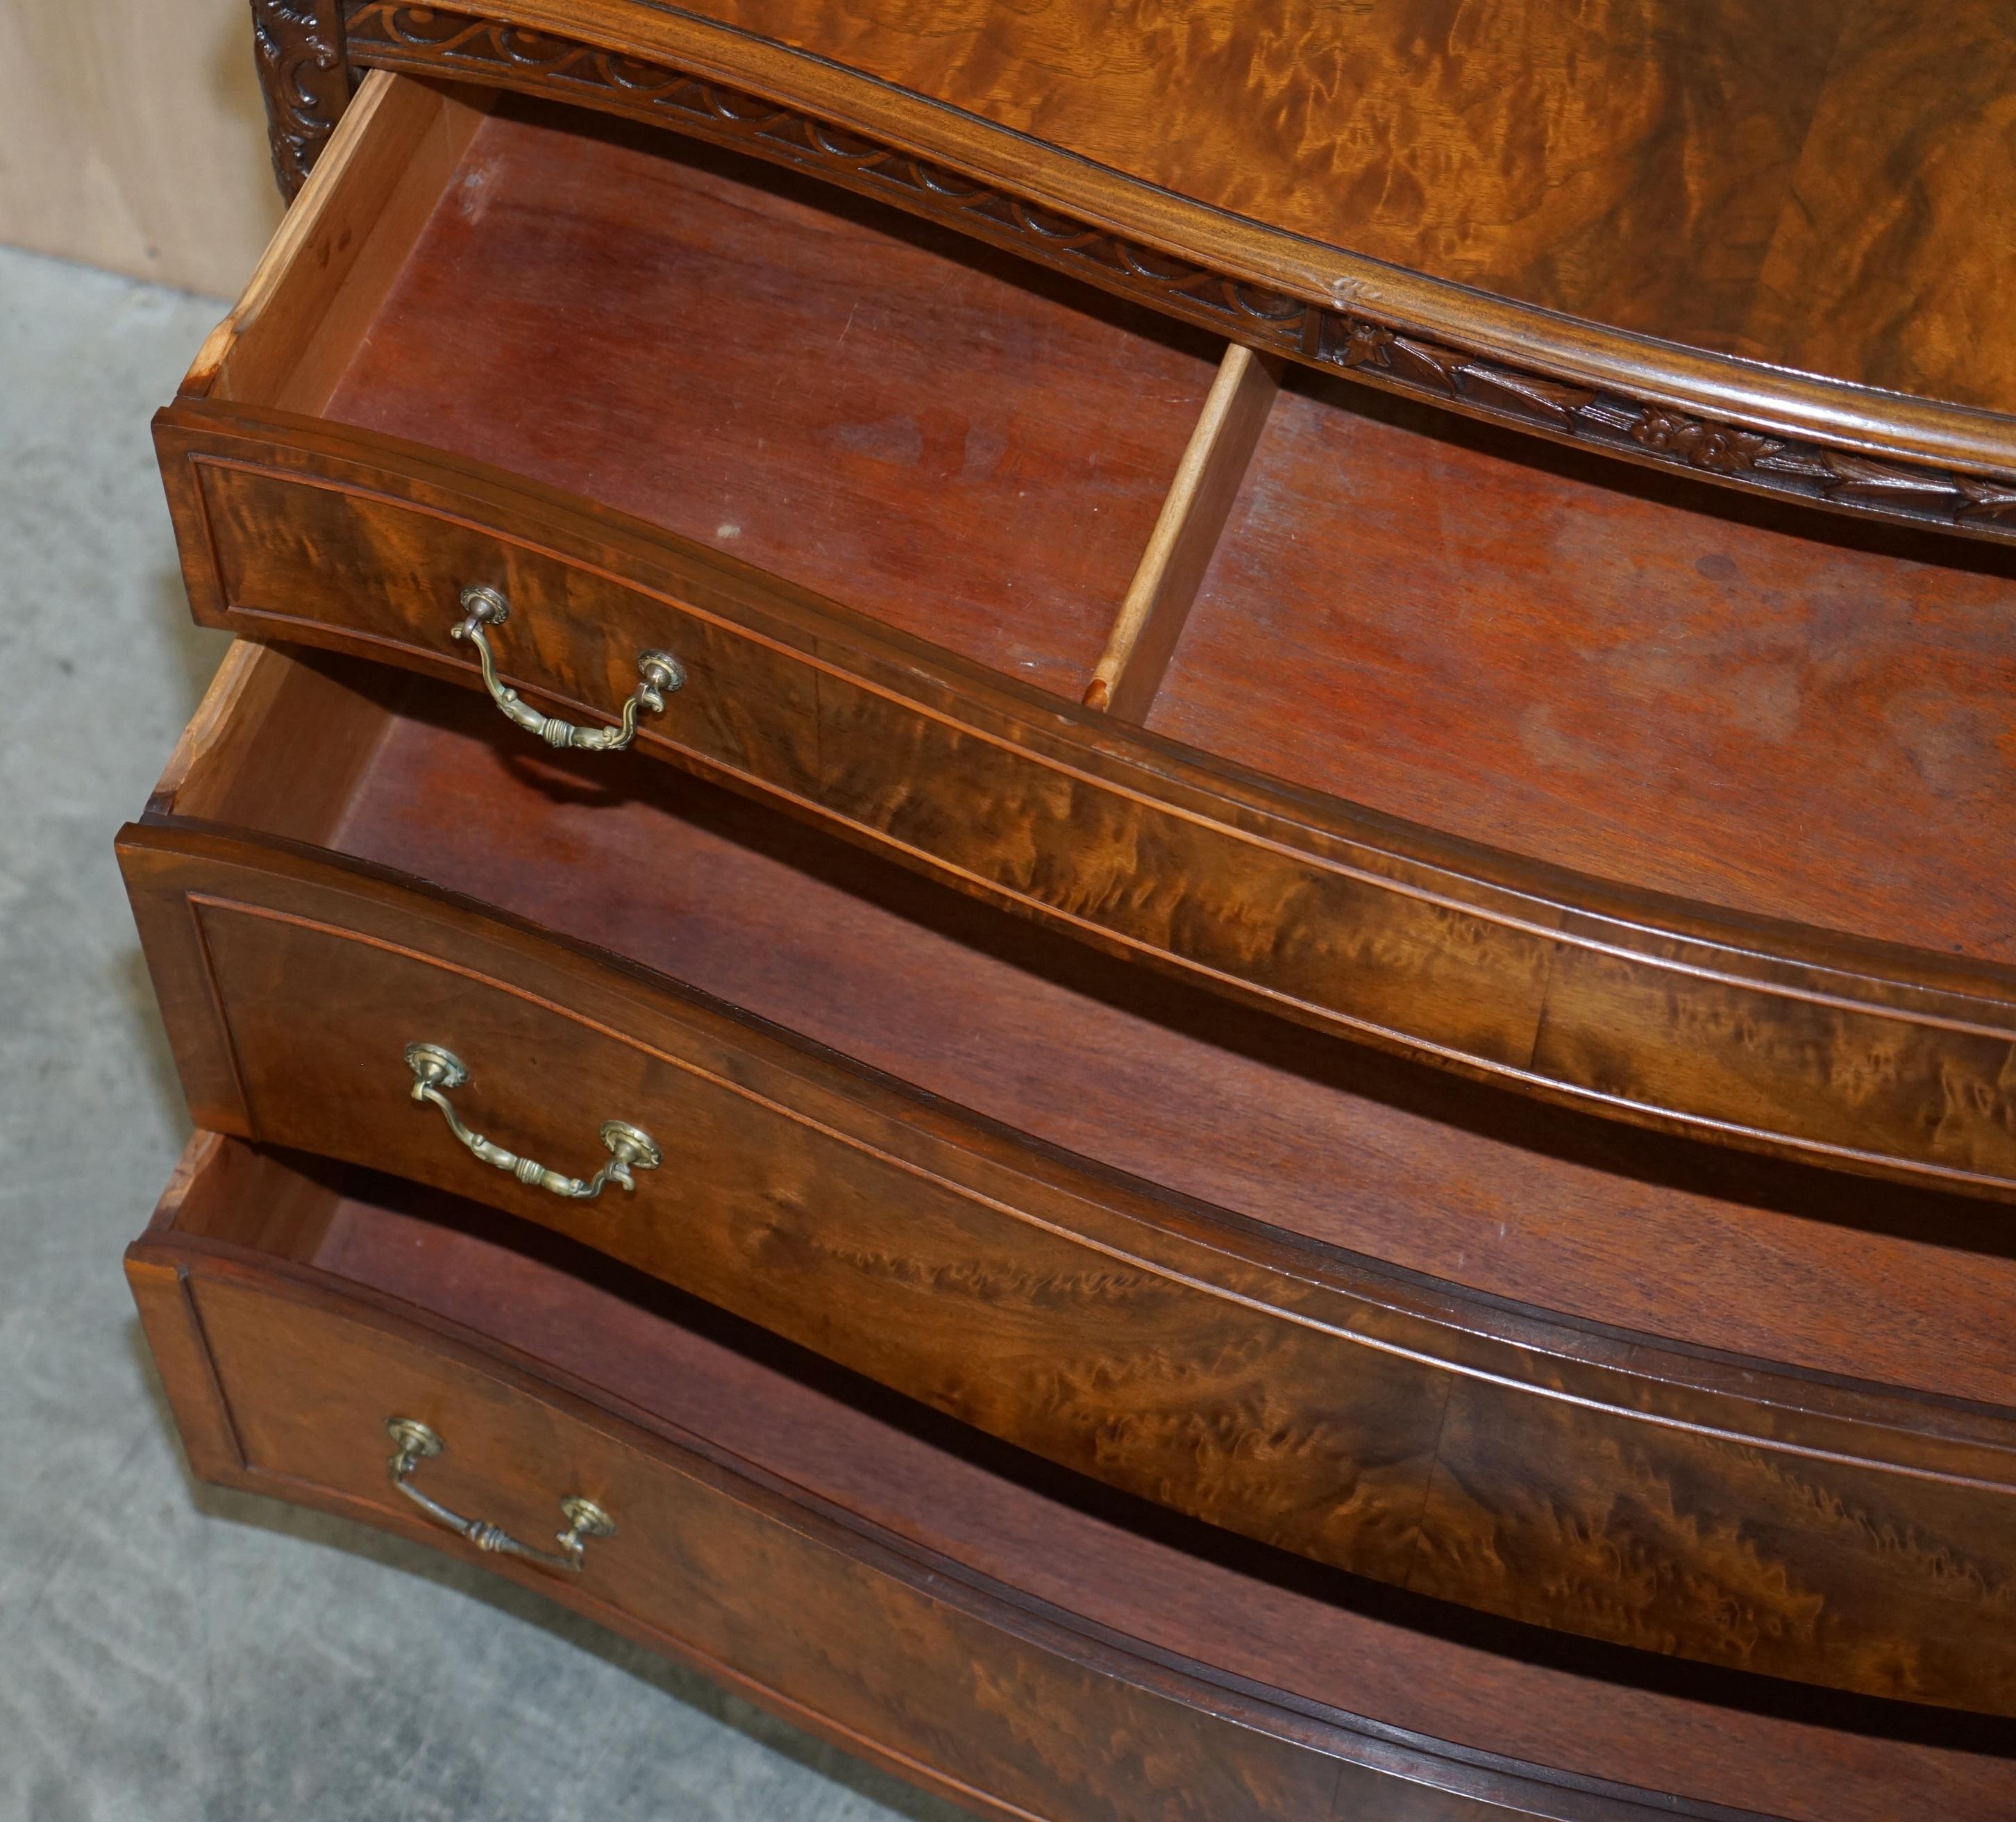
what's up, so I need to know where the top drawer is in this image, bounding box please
[155,72,2016,1201]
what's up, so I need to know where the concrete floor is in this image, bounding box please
[0,244,959,1822]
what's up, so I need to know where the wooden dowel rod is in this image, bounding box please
[1082,342,1282,720]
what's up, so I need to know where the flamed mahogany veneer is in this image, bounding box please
[158,74,2016,1201]
[131,1137,2016,1822]
[326,1,2016,540]
[124,7,2016,1810]
[121,640,2016,1714]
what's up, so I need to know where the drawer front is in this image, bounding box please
[135,1257,1345,1822]
[156,409,2016,1203]
[121,824,2016,1713]
[125,828,1442,1588]
[180,451,823,798]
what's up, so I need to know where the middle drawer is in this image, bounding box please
[121,638,2016,1713]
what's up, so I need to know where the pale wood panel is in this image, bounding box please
[0,0,281,298]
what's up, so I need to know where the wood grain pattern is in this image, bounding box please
[131,8,2016,1782]
[314,667,2016,1415]
[175,451,827,794]
[1740,1,2016,413]
[125,1144,247,1486]
[155,75,2016,1194]
[330,6,2016,535]
[813,660,2016,1208]
[133,1137,2016,1817]
[643,0,1829,363]
[1148,371,2016,960]
[167,1263,1343,1820]
[315,92,1218,698]
[117,793,2016,1710]
[1416,1377,2016,1710]
[149,414,2016,1200]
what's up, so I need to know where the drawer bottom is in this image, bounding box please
[127,1137,2016,1822]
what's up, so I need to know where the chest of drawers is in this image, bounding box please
[124,6,2016,1814]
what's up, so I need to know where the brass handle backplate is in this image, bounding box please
[404,1042,662,1201]
[452,583,684,751]
[385,1418,615,1573]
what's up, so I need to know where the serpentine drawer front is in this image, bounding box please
[154,72,2016,1205]
[125,1137,2016,1821]
[131,1157,1343,1822]
[117,640,2016,1714]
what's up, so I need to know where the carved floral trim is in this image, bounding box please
[255,0,353,196]
[329,3,2016,540]
[1629,408,1777,476]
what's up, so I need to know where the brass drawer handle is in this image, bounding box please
[385,1418,615,1573]
[452,584,684,751]
[404,1042,662,1201]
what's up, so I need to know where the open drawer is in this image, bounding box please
[128,1135,2016,1821]
[121,639,2016,1712]
[154,72,2016,1201]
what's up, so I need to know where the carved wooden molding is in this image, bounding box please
[253,0,355,196]
[339,3,2016,542]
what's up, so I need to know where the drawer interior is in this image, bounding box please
[188,70,2015,962]
[199,77,1220,700]
[156,1136,2016,1821]
[1143,370,2016,959]
[156,642,2016,1410]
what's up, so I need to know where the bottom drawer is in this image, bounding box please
[127,1137,2016,1822]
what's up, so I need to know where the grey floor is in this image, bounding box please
[0,244,963,1822]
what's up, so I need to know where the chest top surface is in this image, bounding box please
[559,0,2012,413]
[328,0,2016,501]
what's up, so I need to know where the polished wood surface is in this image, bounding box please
[128,26,2016,1764]
[146,646,2016,1410]
[152,77,2016,1197]
[125,823,2016,1708]
[318,94,1216,697]
[330,672,2016,1415]
[1150,369,2016,958]
[132,1137,2016,1817]
[116,643,2016,1711]
[328,1,2016,521]
[1741,1,2016,415]
[201,61,2016,967]
[153,403,2016,1200]
[679,0,1842,360]
[139,1169,1339,1821]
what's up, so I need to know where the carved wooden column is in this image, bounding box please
[252,0,355,197]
